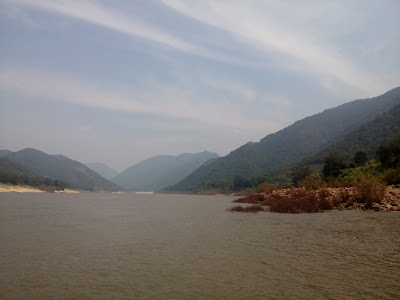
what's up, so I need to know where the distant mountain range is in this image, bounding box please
[85,162,118,180]
[2,86,399,193]
[0,148,121,191]
[112,152,219,191]
[166,86,400,191]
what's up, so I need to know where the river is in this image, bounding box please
[0,193,399,299]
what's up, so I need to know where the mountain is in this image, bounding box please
[0,150,12,157]
[112,151,220,191]
[0,156,41,178]
[166,86,400,191]
[0,157,65,190]
[303,103,400,165]
[4,148,121,191]
[85,162,118,180]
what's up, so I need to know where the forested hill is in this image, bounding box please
[166,86,400,192]
[3,148,121,191]
[302,103,400,165]
[112,151,219,191]
[0,157,65,190]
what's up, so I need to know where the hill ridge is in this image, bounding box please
[4,148,121,191]
[112,151,219,191]
[166,86,400,191]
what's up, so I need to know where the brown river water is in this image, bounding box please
[0,193,399,299]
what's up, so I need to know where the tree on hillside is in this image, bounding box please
[323,153,349,179]
[233,175,267,190]
[377,137,400,168]
[354,150,369,167]
[291,166,312,187]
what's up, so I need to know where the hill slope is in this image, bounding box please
[85,162,118,180]
[4,148,121,191]
[167,86,400,191]
[303,103,400,164]
[0,150,12,157]
[112,151,219,191]
[0,156,68,190]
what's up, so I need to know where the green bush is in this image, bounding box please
[383,165,400,185]
[258,181,276,194]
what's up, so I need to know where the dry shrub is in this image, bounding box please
[345,197,356,208]
[233,193,265,204]
[232,189,335,213]
[298,174,326,190]
[383,166,400,185]
[334,188,353,206]
[264,189,333,213]
[264,194,301,213]
[353,174,386,208]
[227,205,265,213]
[258,182,276,194]
[319,197,333,210]
[291,187,308,197]
[318,188,333,210]
[318,188,330,199]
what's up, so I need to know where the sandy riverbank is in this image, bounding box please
[55,189,80,193]
[0,184,44,193]
[0,184,80,193]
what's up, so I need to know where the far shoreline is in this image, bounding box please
[0,183,80,194]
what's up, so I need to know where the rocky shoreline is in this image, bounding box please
[231,185,400,213]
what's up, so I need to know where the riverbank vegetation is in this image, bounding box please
[228,137,400,213]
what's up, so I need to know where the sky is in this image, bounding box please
[0,0,399,172]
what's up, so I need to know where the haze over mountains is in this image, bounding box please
[85,163,118,180]
[0,148,220,193]
[165,87,400,192]
[1,86,399,193]
[112,152,219,191]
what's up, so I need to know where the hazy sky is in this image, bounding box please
[1,0,399,171]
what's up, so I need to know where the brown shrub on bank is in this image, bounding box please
[353,174,386,208]
[298,174,326,190]
[334,188,353,206]
[319,189,334,210]
[233,193,265,204]
[264,189,333,213]
[227,205,265,213]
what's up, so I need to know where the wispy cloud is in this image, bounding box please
[6,0,395,97]
[0,67,252,128]
[161,0,391,95]
[7,0,198,53]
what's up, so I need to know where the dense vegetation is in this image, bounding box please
[315,137,400,187]
[113,152,219,191]
[2,148,121,191]
[229,137,400,213]
[166,87,400,192]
